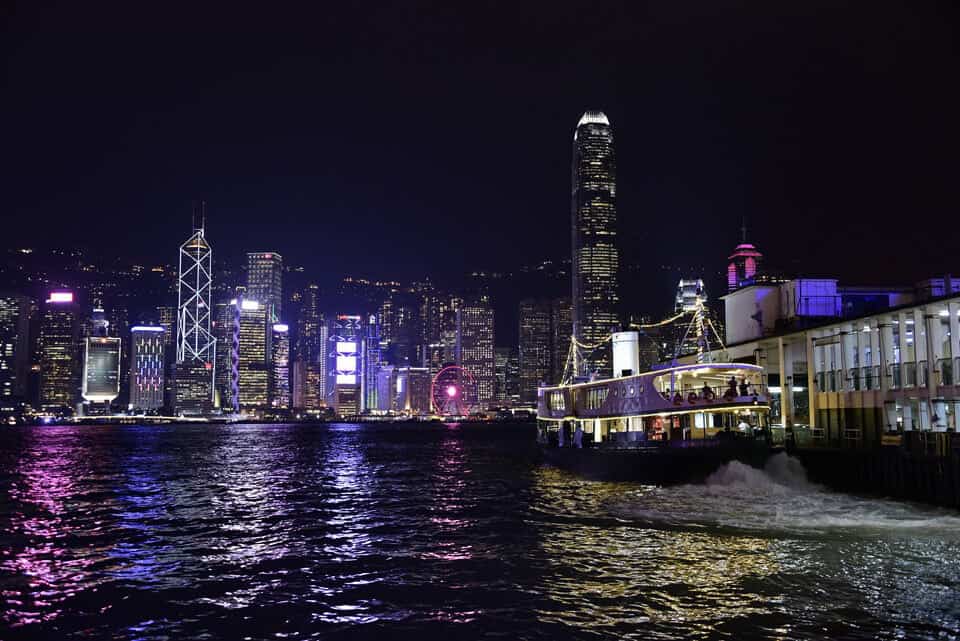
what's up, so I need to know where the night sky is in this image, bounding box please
[3,2,958,307]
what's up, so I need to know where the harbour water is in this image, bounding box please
[1,423,959,640]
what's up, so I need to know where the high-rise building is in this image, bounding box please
[246,252,283,320]
[39,291,80,412]
[361,313,381,412]
[375,364,396,412]
[551,298,573,384]
[129,326,165,411]
[571,110,619,378]
[675,278,707,313]
[519,299,552,403]
[456,300,495,407]
[494,346,520,407]
[293,284,325,411]
[0,293,32,399]
[394,366,431,414]
[82,336,121,411]
[270,323,290,409]
[175,214,215,412]
[235,299,269,410]
[213,301,238,410]
[328,314,362,416]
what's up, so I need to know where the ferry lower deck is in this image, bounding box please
[538,363,772,447]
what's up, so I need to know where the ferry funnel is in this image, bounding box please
[612,331,640,378]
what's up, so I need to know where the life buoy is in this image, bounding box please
[687,392,698,404]
[703,389,716,401]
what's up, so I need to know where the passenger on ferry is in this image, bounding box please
[702,382,714,400]
[739,378,749,396]
[725,376,738,399]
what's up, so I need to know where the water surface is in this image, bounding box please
[1,423,958,639]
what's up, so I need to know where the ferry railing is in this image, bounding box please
[940,358,955,386]
[888,363,901,390]
[862,366,880,391]
[903,361,917,388]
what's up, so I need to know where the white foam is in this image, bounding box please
[613,454,960,538]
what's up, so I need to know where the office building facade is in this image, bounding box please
[519,299,552,403]
[571,110,620,378]
[39,291,80,412]
[0,293,32,400]
[270,323,290,409]
[246,252,283,320]
[129,326,165,411]
[456,300,495,407]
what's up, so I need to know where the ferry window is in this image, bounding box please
[585,387,608,410]
[549,391,566,411]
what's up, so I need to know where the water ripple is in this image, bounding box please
[1,424,958,640]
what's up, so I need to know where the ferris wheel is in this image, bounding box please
[431,365,479,416]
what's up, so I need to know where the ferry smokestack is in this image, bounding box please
[612,331,640,378]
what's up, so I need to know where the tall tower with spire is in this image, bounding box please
[571,110,619,378]
[175,202,216,414]
[727,218,763,292]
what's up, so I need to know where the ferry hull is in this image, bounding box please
[541,441,776,484]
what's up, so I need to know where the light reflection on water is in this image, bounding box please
[0,424,958,640]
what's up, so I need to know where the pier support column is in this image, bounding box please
[950,301,960,365]
[778,337,791,428]
[879,320,894,393]
[806,332,817,430]
[925,312,943,430]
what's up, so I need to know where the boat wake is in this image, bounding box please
[613,452,960,538]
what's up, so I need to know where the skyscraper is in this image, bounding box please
[235,299,269,410]
[129,326,165,411]
[213,301,238,410]
[175,213,215,413]
[518,299,552,403]
[494,346,520,407]
[82,336,121,412]
[571,110,619,378]
[361,313,381,412]
[293,284,325,411]
[550,298,573,384]
[270,323,290,410]
[456,299,495,407]
[0,293,32,400]
[39,291,80,412]
[328,314,362,416]
[246,252,283,320]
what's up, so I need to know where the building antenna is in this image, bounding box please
[192,200,207,235]
[741,214,747,244]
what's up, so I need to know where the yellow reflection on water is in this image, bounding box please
[531,466,784,637]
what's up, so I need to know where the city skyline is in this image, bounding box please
[3,3,958,294]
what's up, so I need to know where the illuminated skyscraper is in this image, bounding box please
[39,291,80,412]
[270,323,290,409]
[293,284,325,410]
[456,299,495,407]
[550,298,573,384]
[129,326,165,411]
[0,293,32,400]
[213,301,238,410]
[175,212,215,413]
[328,314,362,416]
[82,336,121,411]
[494,346,520,407]
[246,252,283,320]
[675,279,707,313]
[235,299,269,410]
[571,110,619,378]
[519,299,552,403]
[361,313,381,412]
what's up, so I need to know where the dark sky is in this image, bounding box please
[3,1,958,302]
